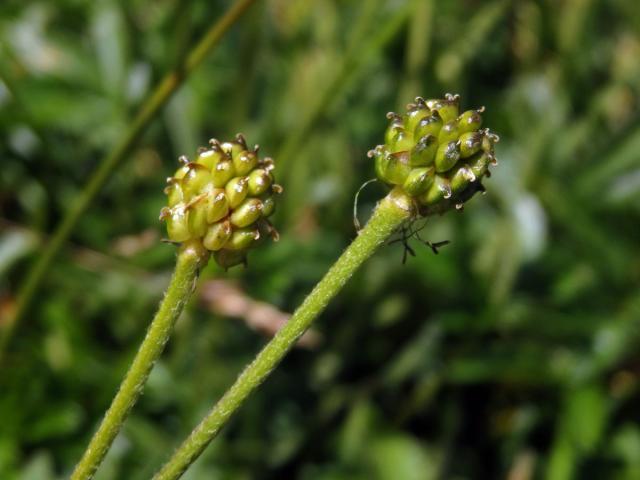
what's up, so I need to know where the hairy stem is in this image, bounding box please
[0,0,258,364]
[153,190,414,480]
[71,242,209,480]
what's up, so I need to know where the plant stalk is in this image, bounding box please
[70,241,209,480]
[0,0,258,365]
[153,189,414,480]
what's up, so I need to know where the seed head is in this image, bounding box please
[160,134,281,268]
[369,94,498,215]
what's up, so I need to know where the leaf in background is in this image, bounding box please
[0,228,38,277]
[367,433,438,480]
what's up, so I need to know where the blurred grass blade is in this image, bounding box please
[576,125,640,197]
[277,0,418,219]
[0,0,259,364]
[434,0,509,85]
[537,179,629,281]
[398,0,434,104]
[546,385,608,480]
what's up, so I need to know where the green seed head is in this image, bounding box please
[161,134,281,268]
[370,94,499,216]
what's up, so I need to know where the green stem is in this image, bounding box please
[153,190,414,480]
[70,242,209,480]
[0,0,258,365]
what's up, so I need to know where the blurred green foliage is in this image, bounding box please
[1,0,640,478]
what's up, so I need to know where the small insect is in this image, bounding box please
[387,219,450,264]
[353,180,450,264]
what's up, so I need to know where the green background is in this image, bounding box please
[2,0,640,478]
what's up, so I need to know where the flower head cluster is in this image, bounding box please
[369,94,499,215]
[160,134,281,268]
